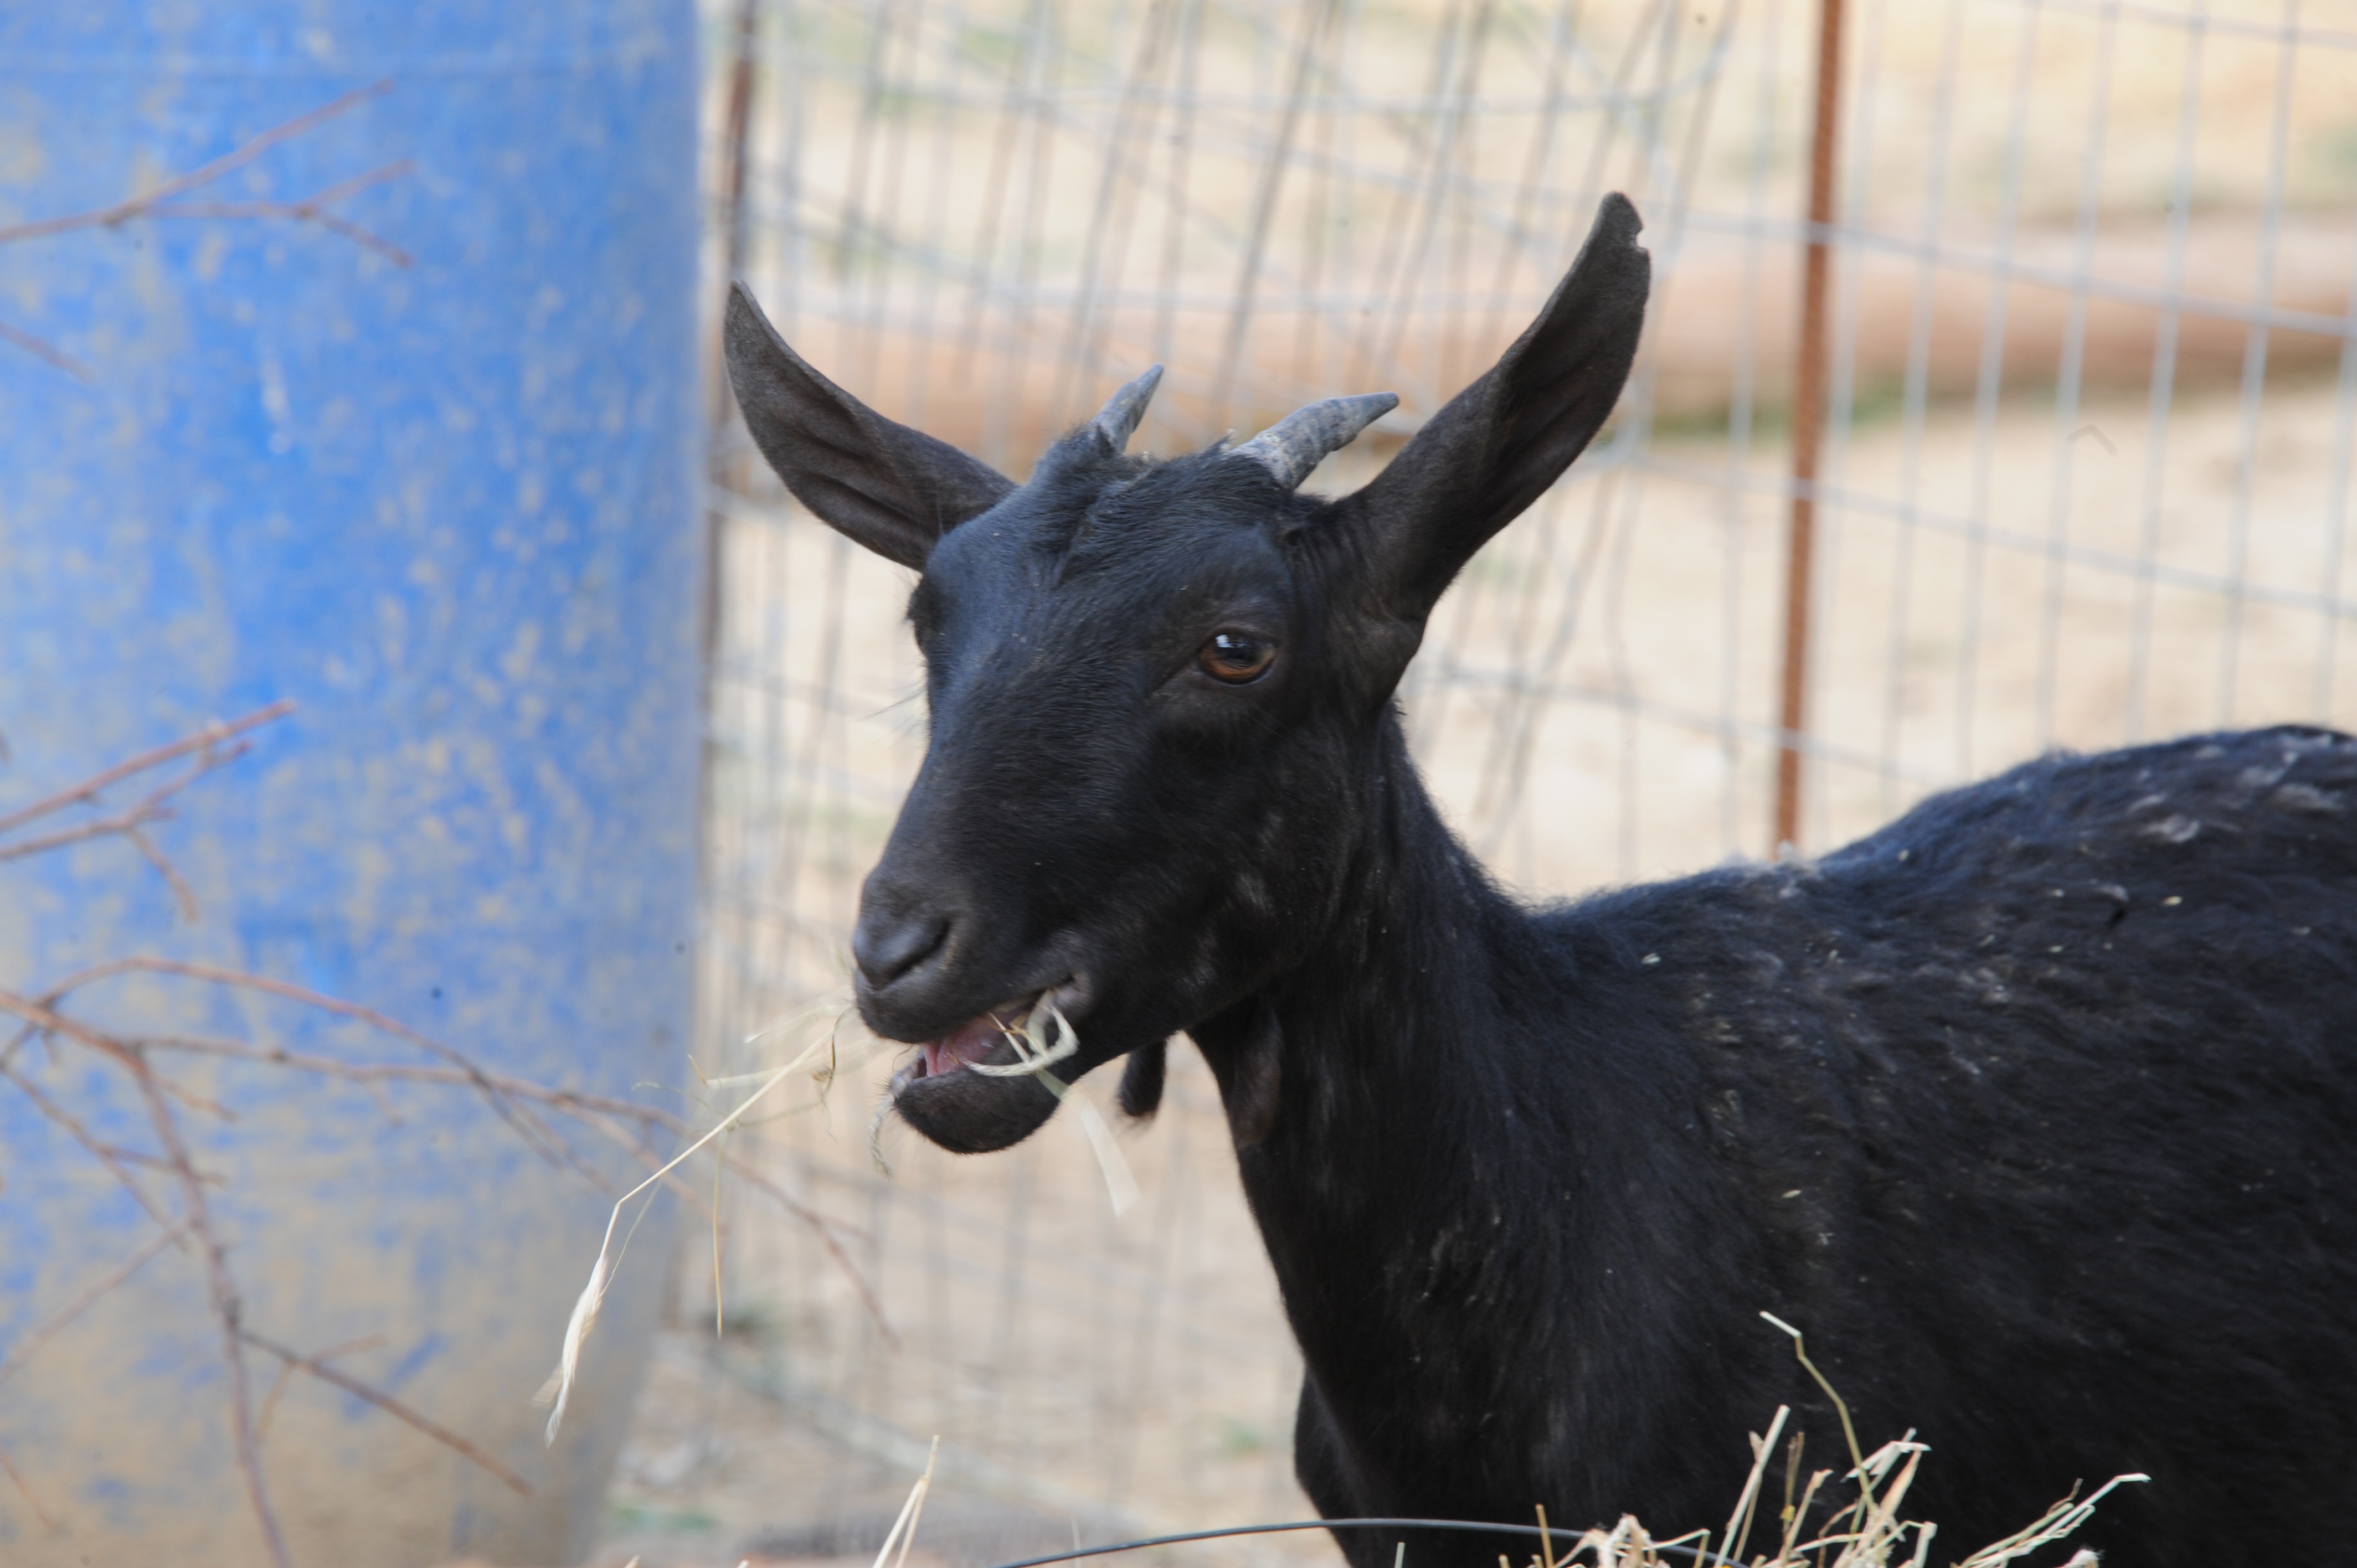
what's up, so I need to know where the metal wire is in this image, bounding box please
[983,1517,1716,1568]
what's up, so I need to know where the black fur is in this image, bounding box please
[1222,723,2357,1566]
[725,194,2357,1566]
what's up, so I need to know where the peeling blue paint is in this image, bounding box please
[0,3,697,1559]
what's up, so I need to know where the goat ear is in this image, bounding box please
[1330,194,1648,621]
[725,283,1016,569]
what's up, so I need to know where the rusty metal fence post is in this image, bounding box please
[1774,0,1847,854]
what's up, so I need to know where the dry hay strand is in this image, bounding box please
[1539,1315,2144,1568]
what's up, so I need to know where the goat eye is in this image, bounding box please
[1200,631,1275,684]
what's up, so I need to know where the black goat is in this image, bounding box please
[724,195,2357,1567]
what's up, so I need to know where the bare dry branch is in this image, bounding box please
[253,1333,387,1444]
[361,1072,404,1124]
[0,83,393,247]
[127,1070,291,1568]
[0,1060,174,1227]
[0,85,411,374]
[0,807,178,864]
[0,1442,55,1530]
[556,1098,897,1347]
[132,1029,896,1337]
[8,955,897,1361]
[0,701,292,839]
[0,317,90,380]
[0,988,237,1125]
[242,1331,532,1495]
[0,732,255,926]
[289,159,414,212]
[306,208,410,264]
[140,157,418,267]
[122,825,202,922]
[0,1222,192,1394]
[83,956,595,1173]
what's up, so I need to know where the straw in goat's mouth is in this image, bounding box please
[916,997,1029,1079]
[916,992,1078,1080]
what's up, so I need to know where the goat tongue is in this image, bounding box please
[924,1011,1017,1079]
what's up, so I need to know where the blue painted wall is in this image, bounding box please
[0,5,700,1561]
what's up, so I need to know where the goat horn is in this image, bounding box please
[1229,393,1400,488]
[1091,364,1165,451]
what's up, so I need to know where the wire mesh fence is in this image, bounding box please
[675,0,2356,1554]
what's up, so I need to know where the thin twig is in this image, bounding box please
[0,1221,191,1394]
[0,701,292,838]
[127,1071,291,1568]
[241,1330,532,1495]
[253,1332,386,1443]
[0,318,90,380]
[0,988,237,1122]
[0,1442,54,1530]
[145,202,408,265]
[0,738,255,935]
[0,736,253,865]
[123,824,203,922]
[360,1072,404,1123]
[129,1030,896,1338]
[63,956,591,1174]
[277,158,413,212]
[0,807,178,864]
[159,1048,862,1294]
[0,84,393,247]
[0,1064,181,1175]
[563,1106,722,1225]
[139,156,418,266]
[0,1060,173,1228]
[0,84,409,374]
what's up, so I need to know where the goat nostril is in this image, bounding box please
[853,910,950,991]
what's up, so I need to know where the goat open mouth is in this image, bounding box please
[903,976,1090,1082]
[912,993,1044,1080]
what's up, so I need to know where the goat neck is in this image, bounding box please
[1190,712,1741,1545]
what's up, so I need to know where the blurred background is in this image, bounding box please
[2,0,2354,1565]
